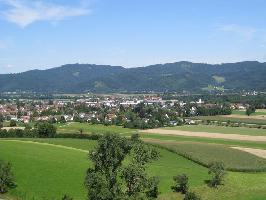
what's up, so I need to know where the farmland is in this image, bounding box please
[1,122,266,199]
[1,137,266,200]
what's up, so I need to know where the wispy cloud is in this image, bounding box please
[0,0,90,27]
[217,24,257,40]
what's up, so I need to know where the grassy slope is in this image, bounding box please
[0,140,89,200]
[0,139,208,200]
[165,125,266,136]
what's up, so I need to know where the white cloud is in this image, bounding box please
[217,24,257,40]
[0,0,90,27]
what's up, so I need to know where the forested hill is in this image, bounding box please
[0,61,266,93]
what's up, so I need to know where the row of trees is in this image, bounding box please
[0,122,56,138]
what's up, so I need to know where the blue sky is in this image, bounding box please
[0,0,266,73]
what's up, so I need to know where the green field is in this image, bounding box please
[56,122,136,135]
[1,138,266,200]
[165,125,266,136]
[232,109,266,116]
[190,115,266,125]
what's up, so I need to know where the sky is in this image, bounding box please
[0,0,266,73]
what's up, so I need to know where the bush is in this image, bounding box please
[172,174,188,194]
[0,160,15,194]
[184,191,201,200]
[208,162,226,187]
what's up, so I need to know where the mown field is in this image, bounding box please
[165,124,266,136]
[1,138,266,200]
[56,122,136,135]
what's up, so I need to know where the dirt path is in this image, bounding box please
[141,129,266,142]
[231,147,266,159]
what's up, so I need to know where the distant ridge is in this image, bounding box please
[0,61,265,93]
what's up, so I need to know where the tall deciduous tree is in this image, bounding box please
[85,134,159,200]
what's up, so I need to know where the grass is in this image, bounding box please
[0,138,208,200]
[56,122,137,135]
[232,109,266,116]
[147,140,266,172]
[0,140,90,200]
[190,115,266,125]
[165,124,266,136]
[1,138,266,200]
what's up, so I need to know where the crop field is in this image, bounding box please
[1,138,266,200]
[165,125,266,136]
[146,140,266,171]
[56,122,136,135]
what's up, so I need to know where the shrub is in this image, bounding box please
[208,162,226,187]
[184,191,201,200]
[0,160,15,194]
[172,174,189,194]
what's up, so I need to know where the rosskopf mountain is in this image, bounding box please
[0,61,265,93]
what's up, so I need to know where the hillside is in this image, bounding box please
[0,61,266,93]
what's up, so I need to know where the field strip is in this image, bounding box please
[232,147,266,159]
[141,129,266,142]
[224,114,266,120]
[0,139,89,153]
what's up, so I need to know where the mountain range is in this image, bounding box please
[0,61,266,93]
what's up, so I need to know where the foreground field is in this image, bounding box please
[1,138,266,200]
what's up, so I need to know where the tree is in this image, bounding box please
[172,174,188,194]
[10,120,17,127]
[36,122,57,138]
[246,106,256,116]
[0,122,3,129]
[85,134,159,200]
[208,162,226,188]
[0,114,4,122]
[0,160,15,194]
[184,191,201,200]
